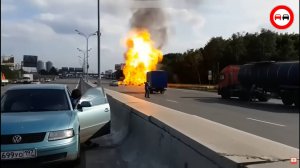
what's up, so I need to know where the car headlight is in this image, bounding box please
[48,129,74,141]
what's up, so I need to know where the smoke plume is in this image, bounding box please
[129,1,168,49]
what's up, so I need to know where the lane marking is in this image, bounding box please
[247,117,286,127]
[166,99,178,103]
[168,88,196,93]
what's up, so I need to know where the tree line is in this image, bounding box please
[161,29,299,84]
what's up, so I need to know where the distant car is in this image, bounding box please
[1,80,8,86]
[32,80,41,84]
[1,84,111,166]
[109,80,118,86]
[11,80,18,84]
[22,77,31,84]
[45,78,51,82]
[16,79,23,84]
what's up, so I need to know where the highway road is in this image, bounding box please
[94,79,299,149]
[2,79,299,148]
[1,78,299,168]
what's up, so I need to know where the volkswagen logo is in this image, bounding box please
[12,135,22,143]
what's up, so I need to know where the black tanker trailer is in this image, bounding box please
[218,61,299,106]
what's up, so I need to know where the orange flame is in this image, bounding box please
[122,29,163,85]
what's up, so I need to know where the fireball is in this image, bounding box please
[122,29,163,85]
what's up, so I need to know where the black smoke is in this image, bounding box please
[129,1,168,49]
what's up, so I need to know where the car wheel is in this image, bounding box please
[74,130,81,165]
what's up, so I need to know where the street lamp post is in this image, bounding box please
[97,0,101,85]
[77,48,86,75]
[77,55,84,70]
[77,48,92,77]
[75,29,97,78]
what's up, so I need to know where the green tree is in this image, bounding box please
[259,29,277,61]
[49,67,58,75]
[1,65,20,79]
[183,49,203,84]
[161,29,299,84]
[203,37,226,83]
[39,69,48,75]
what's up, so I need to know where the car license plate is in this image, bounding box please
[1,149,37,160]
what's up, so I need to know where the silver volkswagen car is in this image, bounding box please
[1,84,111,166]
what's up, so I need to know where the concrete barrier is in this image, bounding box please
[82,80,299,168]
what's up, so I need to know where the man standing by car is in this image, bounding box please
[71,89,82,108]
[144,82,150,98]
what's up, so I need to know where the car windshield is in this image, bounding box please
[1,89,70,113]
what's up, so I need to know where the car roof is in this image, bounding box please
[7,84,67,91]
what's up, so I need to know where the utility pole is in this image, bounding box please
[97,0,101,85]
[75,29,96,80]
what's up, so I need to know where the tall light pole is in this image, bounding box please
[75,29,97,78]
[78,56,83,67]
[77,48,86,75]
[78,56,84,78]
[77,48,92,77]
[97,0,101,85]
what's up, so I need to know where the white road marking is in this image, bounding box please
[166,99,178,103]
[168,88,195,93]
[247,118,286,127]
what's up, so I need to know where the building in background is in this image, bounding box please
[104,70,113,79]
[115,63,125,71]
[1,55,15,67]
[69,67,75,73]
[46,61,53,72]
[37,60,45,72]
[23,55,38,67]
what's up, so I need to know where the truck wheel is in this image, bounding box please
[239,95,249,101]
[281,95,293,106]
[239,92,250,101]
[220,89,230,99]
[294,94,299,107]
[160,90,165,94]
[258,96,269,102]
[221,93,229,99]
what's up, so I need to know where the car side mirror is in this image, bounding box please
[77,101,92,110]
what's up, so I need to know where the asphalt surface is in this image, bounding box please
[3,80,298,148]
[95,79,299,149]
[1,78,299,168]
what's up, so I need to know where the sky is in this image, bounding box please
[1,0,299,73]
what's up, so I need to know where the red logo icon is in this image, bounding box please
[290,157,298,165]
[270,5,294,29]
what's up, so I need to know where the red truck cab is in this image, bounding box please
[218,65,240,98]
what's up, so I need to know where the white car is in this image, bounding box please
[32,80,41,84]
[22,77,31,84]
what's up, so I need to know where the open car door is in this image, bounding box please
[76,87,111,143]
